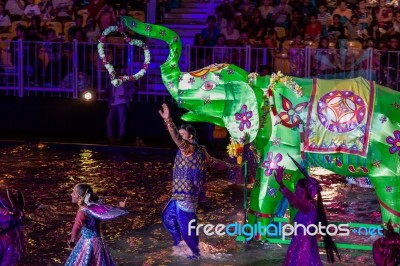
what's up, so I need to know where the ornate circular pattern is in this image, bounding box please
[317,90,366,133]
[97,26,151,87]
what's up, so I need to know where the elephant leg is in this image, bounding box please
[248,169,286,241]
[369,176,400,225]
[248,169,302,241]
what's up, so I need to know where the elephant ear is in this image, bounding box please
[222,81,259,142]
[181,112,225,127]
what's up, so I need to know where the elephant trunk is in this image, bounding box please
[121,16,181,100]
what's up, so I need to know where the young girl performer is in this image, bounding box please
[65,183,127,266]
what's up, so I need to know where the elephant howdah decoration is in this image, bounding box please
[121,17,400,230]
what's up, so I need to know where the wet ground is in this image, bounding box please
[0,143,380,265]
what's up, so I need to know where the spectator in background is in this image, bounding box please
[271,0,292,29]
[262,34,276,70]
[87,0,105,19]
[200,15,220,46]
[5,0,25,21]
[38,0,54,22]
[85,17,100,43]
[116,5,128,22]
[332,0,353,25]
[43,28,64,86]
[67,15,83,41]
[328,14,345,42]
[238,28,251,46]
[288,33,305,77]
[393,10,400,33]
[27,15,45,39]
[247,9,265,39]
[380,36,400,90]
[374,0,393,29]
[95,0,116,31]
[212,33,230,63]
[305,13,322,42]
[359,37,380,80]
[221,19,240,46]
[379,22,400,49]
[317,3,331,37]
[258,0,273,22]
[0,3,11,33]
[345,15,366,41]
[9,25,27,67]
[216,0,235,21]
[191,33,210,69]
[313,36,336,76]
[296,0,317,26]
[367,20,381,46]
[52,0,73,22]
[215,6,227,30]
[238,0,255,24]
[287,10,305,40]
[354,0,371,30]
[23,0,41,20]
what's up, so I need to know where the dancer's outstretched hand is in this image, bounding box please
[158,103,170,120]
[274,166,285,185]
[119,197,128,208]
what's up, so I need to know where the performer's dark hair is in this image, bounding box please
[179,124,197,140]
[316,190,340,263]
[75,183,99,204]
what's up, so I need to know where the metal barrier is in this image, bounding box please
[0,40,398,101]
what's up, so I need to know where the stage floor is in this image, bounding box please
[0,142,378,265]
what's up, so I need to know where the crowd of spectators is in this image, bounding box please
[188,0,400,90]
[0,0,146,87]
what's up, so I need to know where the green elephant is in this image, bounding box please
[121,17,400,233]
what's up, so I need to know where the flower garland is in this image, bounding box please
[269,71,303,97]
[97,26,151,87]
[260,71,303,129]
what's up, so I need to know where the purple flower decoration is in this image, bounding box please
[167,81,174,88]
[386,130,400,155]
[235,105,252,131]
[379,116,387,123]
[130,21,137,28]
[386,186,393,192]
[188,77,195,85]
[159,30,166,36]
[227,69,234,74]
[262,152,283,176]
[145,24,152,31]
[267,187,276,197]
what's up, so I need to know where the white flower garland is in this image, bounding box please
[97,26,151,87]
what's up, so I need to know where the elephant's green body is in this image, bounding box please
[121,17,400,229]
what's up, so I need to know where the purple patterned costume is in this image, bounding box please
[0,190,24,266]
[162,143,206,257]
[279,184,323,266]
[65,204,127,266]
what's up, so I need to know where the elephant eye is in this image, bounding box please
[201,81,216,91]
